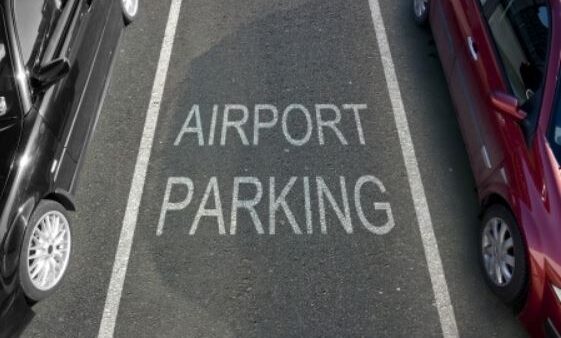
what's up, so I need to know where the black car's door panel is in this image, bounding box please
[48,0,111,158]
[31,0,112,191]
[62,0,114,163]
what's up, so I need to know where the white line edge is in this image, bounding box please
[97,0,183,336]
[367,0,460,337]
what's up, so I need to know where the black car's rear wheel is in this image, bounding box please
[120,0,139,25]
[413,0,429,26]
[19,200,72,303]
[479,204,528,309]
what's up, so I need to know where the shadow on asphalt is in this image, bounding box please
[126,0,442,336]
[1,291,34,337]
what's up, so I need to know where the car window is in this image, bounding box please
[13,0,65,69]
[0,15,21,119]
[548,73,561,164]
[482,0,550,113]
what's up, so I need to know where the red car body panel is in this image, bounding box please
[430,0,561,336]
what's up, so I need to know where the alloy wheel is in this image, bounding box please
[482,217,515,287]
[26,210,71,291]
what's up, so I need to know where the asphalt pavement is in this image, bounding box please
[20,0,527,337]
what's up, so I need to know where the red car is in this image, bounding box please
[414,0,561,336]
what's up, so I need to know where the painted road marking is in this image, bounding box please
[97,0,184,336]
[156,175,395,236]
[367,0,459,337]
[173,103,367,147]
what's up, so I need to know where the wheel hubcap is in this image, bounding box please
[27,211,71,291]
[122,0,138,17]
[482,217,515,286]
[414,0,427,18]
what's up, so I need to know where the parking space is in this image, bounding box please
[21,0,526,337]
[112,0,445,335]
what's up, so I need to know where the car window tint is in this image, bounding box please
[13,0,65,68]
[548,75,561,164]
[484,0,550,110]
[0,21,20,118]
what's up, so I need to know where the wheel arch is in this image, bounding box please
[479,190,532,255]
[480,192,512,217]
[43,189,76,212]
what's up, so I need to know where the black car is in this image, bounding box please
[0,0,137,322]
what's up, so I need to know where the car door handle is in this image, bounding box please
[467,36,479,61]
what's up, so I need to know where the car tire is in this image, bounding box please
[120,0,139,25]
[19,200,72,303]
[479,204,528,309]
[413,0,429,26]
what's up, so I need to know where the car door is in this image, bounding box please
[443,0,551,185]
[439,0,503,184]
[430,0,456,81]
[13,0,111,190]
[56,0,111,163]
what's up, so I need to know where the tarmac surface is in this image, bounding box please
[20,0,527,336]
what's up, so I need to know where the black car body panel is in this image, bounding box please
[0,0,126,323]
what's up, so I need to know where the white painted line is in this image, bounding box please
[97,0,183,336]
[366,1,459,337]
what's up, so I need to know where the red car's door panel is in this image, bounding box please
[440,0,505,184]
[430,0,455,78]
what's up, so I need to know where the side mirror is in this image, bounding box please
[490,91,527,121]
[31,57,70,92]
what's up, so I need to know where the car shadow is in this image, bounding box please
[0,291,34,337]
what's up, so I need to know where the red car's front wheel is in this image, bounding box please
[479,204,528,310]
